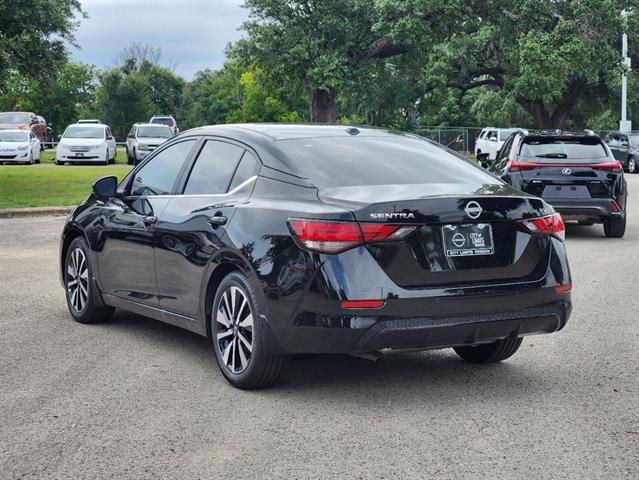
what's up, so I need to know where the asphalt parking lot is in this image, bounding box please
[1,177,638,480]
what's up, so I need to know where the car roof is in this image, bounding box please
[136,123,170,128]
[67,123,106,129]
[184,123,408,141]
[0,128,28,133]
[178,124,442,179]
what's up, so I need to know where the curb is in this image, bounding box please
[0,206,75,219]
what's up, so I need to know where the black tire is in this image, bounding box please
[55,160,64,166]
[628,156,636,174]
[126,148,133,165]
[211,271,289,389]
[64,237,114,324]
[603,215,626,238]
[454,337,523,363]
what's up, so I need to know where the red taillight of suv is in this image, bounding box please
[507,159,622,173]
[287,219,416,254]
[520,213,565,241]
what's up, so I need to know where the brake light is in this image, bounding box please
[507,159,538,172]
[592,161,622,173]
[288,219,416,254]
[508,160,622,173]
[520,213,565,241]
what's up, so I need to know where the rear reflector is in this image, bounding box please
[520,213,565,241]
[288,219,416,254]
[555,284,572,293]
[341,300,385,309]
[610,200,621,212]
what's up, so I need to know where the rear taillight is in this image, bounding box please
[507,160,622,173]
[287,219,416,254]
[507,159,538,172]
[520,213,565,241]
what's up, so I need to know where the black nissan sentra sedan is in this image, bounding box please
[60,124,572,389]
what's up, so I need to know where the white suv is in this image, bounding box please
[149,116,179,135]
[475,128,520,161]
[56,123,117,165]
[126,123,174,164]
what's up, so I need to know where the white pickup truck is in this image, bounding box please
[475,128,520,161]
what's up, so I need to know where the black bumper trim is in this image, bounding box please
[352,305,568,352]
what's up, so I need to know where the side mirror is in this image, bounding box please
[93,176,118,200]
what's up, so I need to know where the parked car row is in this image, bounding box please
[0,111,49,150]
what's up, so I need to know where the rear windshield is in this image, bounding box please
[499,129,517,141]
[520,136,609,162]
[275,135,497,187]
[63,126,105,139]
[151,117,174,126]
[0,113,29,124]
[137,126,173,138]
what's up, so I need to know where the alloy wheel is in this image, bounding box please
[66,247,89,313]
[629,158,636,173]
[216,286,254,374]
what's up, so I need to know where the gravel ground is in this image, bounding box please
[1,177,638,479]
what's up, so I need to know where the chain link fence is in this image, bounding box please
[414,127,620,156]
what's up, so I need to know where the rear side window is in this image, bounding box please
[183,140,245,195]
[275,136,497,188]
[519,136,609,162]
[131,140,196,196]
[228,151,258,191]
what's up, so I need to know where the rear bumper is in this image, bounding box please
[264,288,572,355]
[545,198,623,221]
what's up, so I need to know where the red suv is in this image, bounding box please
[0,112,47,148]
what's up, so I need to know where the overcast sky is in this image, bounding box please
[71,0,249,80]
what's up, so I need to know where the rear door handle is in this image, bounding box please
[143,215,158,226]
[208,214,227,228]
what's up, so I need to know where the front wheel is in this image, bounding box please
[64,237,114,324]
[454,337,523,363]
[603,215,626,238]
[628,157,636,174]
[211,271,289,389]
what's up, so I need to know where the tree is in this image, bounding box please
[180,68,242,129]
[94,45,185,138]
[225,68,301,123]
[0,0,84,92]
[414,0,637,129]
[95,69,155,139]
[237,0,422,123]
[0,63,97,135]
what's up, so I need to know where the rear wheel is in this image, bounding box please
[211,271,289,389]
[603,215,626,238]
[64,237,114,324]
[454,337,523,363]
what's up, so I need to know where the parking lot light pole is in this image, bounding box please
[620,10,632,133]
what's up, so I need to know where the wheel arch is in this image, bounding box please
[60,223,89,282]
[201,251,263,341]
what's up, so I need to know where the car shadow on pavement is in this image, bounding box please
[100,309,550,401]
[564,223,606,238]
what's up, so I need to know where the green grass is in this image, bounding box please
[0,164,132,209]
